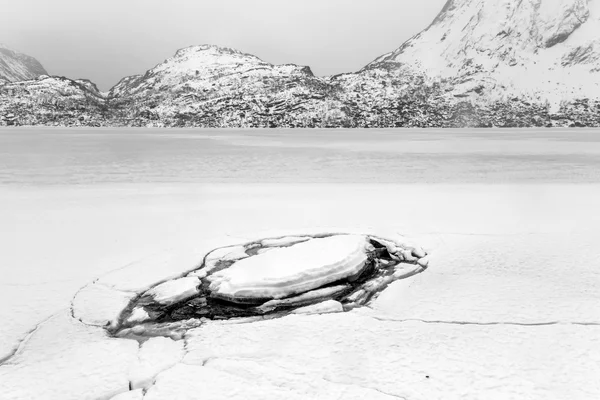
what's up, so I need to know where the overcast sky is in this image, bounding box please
[1,0,446,90]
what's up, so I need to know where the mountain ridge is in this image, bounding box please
[0,44,48,82]
[3,0,600,127]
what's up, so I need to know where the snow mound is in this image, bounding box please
[207,235,369,301]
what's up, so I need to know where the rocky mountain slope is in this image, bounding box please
[0,44,47,82]
[368,0,600,103]
[345,0,600,127]
[0,76,109,126]
[2,0,600,127]
[108,45,346,127]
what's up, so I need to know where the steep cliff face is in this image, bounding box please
[0,44,48,82]
[108,45,346,127]
[365,0,600,105]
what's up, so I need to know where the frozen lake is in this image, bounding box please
[2,128,600,184]
[1,128,599,400]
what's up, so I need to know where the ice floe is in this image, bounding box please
[111,232,428,338]
[144,277,200,305]
[292,300,344,315]
[207,235,370,302]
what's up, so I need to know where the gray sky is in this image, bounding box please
[1,0,446,90]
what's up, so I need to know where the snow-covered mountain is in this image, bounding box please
[109,45,345,127]
[0,75,108,126]
[0,44,47,82]
[365,0,600,106]
[335,0,600,127]
[3,0,600,127]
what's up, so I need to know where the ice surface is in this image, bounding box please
[203,245,249,273]
[0,312,138,400]
[182,313,600,400]
[258,284,350,312]
[127,307,151,324]
[292,300,344,315]
[72,283,135,328]
[109,389,144,400]
[97,245,210,293]
[145,277,200,305]
[2,182,600,400]
[143,364,295,400]
[145,361,393,400]
[129,337,184,390]
[208,235,369,301]
[2,130,600,399]
[261,236,311,247]
[372,232,600,323]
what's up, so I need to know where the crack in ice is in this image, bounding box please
[320,376,408,400]
[366,316,600,327]
[0,313,57,366]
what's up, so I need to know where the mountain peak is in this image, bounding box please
[366,0,600,103]
[0,44,48,82]
[170,44,266,66]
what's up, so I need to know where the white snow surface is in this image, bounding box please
[109,389,144,400]
[0,311,138,400]
[145,277,200,305]
[126,307,151,324]
[180,313,600,400]
[292,300,344,315]
[370,0,600,103]
[1,181,600,399]
[261,236,311,247]
[129,337,184,390]
[72,283,136,328]
[207,235,369,300]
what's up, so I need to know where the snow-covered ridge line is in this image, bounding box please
[4,0,600,127]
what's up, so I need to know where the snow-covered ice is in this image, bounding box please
[144,277,200,305]
[292,300,344,315]
[109,389,144,400]
[129,337,184,390]
[1,182,599,400]
[207,235,369,301]
[1,130,600,399]
[72,283,136,328]
[0,312,138,400]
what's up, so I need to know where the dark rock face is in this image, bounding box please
[0,45,48,82]
[111,234,428,340]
